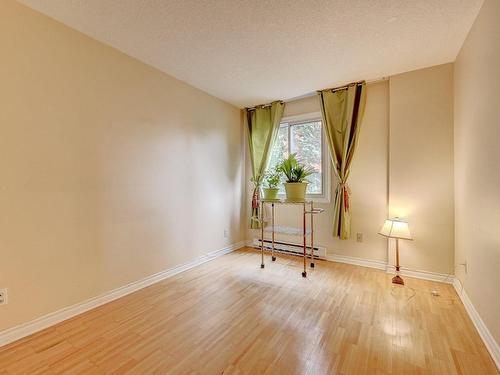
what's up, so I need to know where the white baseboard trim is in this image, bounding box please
[325,254,454,283]
[386,265,454,284]
[453,278,500,370]
[326,254,387,270]
[0,241,245,348]
[248,240,454,284]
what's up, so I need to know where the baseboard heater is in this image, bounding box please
[252,238,327,259]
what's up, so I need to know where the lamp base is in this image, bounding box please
[392,275,404,285]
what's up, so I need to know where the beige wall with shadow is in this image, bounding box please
[0,0,244,332]
[389,64,455,275]
[454,0,500,345]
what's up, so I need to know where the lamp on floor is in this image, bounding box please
[378,218,413,285]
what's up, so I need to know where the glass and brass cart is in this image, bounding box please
[256,199,324,277]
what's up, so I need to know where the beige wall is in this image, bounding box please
[454,0,500,344]
[246,82,390,263]
[389,64,455,274]
[0,0,243,332]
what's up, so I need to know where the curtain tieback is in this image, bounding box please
[337,182,350,212]
[252,185,261,209]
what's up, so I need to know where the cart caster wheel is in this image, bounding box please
[302,271,307,278]
[310,262,315,268]
[260,264,265,269]
[272,256,276,261]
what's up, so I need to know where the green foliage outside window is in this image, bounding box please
[267,120,323,194]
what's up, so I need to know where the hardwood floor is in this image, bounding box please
[0,247,497,374]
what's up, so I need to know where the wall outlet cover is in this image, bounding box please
[356,233,363,242]
[0,289,7,305]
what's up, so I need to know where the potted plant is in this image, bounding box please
[262,165,282,200]
[279,154,314,201]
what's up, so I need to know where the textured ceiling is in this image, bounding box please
[18,0,483,107]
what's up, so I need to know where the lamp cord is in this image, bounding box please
[390,264,464,304]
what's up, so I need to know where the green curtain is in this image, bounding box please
[245,101,285,229]
[317,83,366,239]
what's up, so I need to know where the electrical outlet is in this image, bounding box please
[356,233,363,243]
[223,229,228,239]
[460,261,468,274]
[0,289,7,305]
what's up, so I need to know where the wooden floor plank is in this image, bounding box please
[0,248,497,374]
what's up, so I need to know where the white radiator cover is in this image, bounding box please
[252,238,326,259]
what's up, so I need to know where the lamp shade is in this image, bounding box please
[379,218,413,240]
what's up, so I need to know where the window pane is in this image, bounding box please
[267,124,288,194]
[290,121,322,194]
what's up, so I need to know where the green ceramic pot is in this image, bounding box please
[284,182,308,201]
[262,187,279,200]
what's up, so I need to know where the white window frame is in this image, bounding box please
[276,112,331,203]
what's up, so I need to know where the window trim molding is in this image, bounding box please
[281,111,322,124]
[278,111,331,203]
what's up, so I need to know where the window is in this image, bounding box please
[267,113,330,201]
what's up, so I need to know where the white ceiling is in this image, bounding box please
[18,0,483,107]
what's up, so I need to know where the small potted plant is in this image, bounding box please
[262,165,282,200]
[279,154,314,201]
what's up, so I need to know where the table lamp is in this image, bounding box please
[379,218,413,285]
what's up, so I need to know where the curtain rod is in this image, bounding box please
[245,77,388,111]
[292,76,388,101]
[318,80,365,94]
[245,100,284,112]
